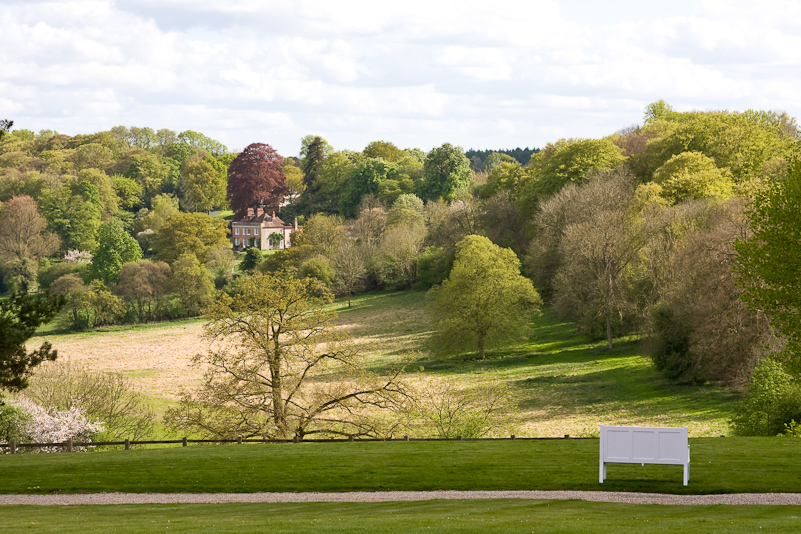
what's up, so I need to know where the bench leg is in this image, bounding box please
[683,463,689,486]
[599,462,606,483]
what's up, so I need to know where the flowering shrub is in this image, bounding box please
[5,397,104,453]
[63,250,93,263]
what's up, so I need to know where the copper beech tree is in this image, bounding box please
[226,143,287,217]
[165,273,407,440]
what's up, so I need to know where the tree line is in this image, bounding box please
[2,100,801,437]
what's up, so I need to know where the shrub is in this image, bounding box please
[23,362,157,442]
[0,402,31,443]
[5,397,104,452]
[730,358,801,436]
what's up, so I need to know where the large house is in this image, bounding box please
[231,207,299,251]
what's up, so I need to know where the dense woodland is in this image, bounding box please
[2,100,801,437]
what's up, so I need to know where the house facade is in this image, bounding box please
[231,207,299,251]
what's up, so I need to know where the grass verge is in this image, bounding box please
[2,439,801,495]
[4,501,800,533]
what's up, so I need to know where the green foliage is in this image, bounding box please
[126,153,172,203]
[479,160,524,199]
[735,158,801,364]
[2,257,39,292]
[419,143,472,202]
[299,254,335,286]
[340,158,400,217]
[427,235,541,359]
[652,151,733,203]
[363,140,405,162]
[89,218,143,284]
[730,358,801,436]
[0,401,30,442]
[152,212,229,265]
[516,138,625,215]
[647,301,693,380]
[50,275,125,329]
[0,292,64,392]
[636,107,797,183]
[179,156,227,212]
[111,174,143,210]
[169,253,215,316]
[39,179,103,251]
[238,247,263,272]
[115,260,172,322]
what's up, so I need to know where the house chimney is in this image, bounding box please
[256,207,263,217]
[272,211,276,219]
[247,207,254,217]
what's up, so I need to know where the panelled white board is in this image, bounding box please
[599,425,690,486]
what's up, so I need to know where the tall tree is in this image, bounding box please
[427,235,541,360]
[179,156,227,212]
[0,292,64,392]
[550,171,662,349]
[164,273,406,439]
[227,143,287,217]
[419,143,472,202]
[151,212,229,265]
[89,218,143,284]
[301,136,330,191]
[735,158,801,367]
[0,195,59,263]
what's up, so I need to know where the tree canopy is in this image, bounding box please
[227,143,287,217]
[427,235,541,359]
[735,158,801,367]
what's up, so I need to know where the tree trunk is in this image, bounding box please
[477,335,486,360]
[605,275,613,350]
[269,354,287,439]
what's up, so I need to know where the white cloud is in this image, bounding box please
[1,0,800,154]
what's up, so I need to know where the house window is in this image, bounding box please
[235,227,239,235]
[254,228,259,235]
[246,228,251,235]
[235,239,240,246]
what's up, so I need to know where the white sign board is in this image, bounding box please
[599,425,690,486]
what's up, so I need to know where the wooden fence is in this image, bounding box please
[0,434,592,453]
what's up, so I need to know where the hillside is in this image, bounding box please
[32,290,739,437]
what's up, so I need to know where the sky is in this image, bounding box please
[2,0,801,156]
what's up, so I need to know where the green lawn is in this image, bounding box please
[3,501,799,533]
[2,439,801,495]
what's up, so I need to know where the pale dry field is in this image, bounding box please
[33,321,209,401]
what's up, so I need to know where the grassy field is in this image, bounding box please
[334,290,739,436]
[29,289,740,437]
[3,438,801,495]
[3,501,800,533]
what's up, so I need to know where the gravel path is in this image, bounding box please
[3,491,801,506]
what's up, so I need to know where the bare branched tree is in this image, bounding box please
[165,273,407,439]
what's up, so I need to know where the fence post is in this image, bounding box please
[348,435,354,442]
[125,439,130,451]
[511,435,515,440]
[404,435,409,442]
[67,438,73,453]
[237,436,242,444]
[10,440,16,454]
[457,436,462,441]
[293,436,299,443]
[182,437,188,447]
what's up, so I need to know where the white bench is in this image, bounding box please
[599,425,690,486]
